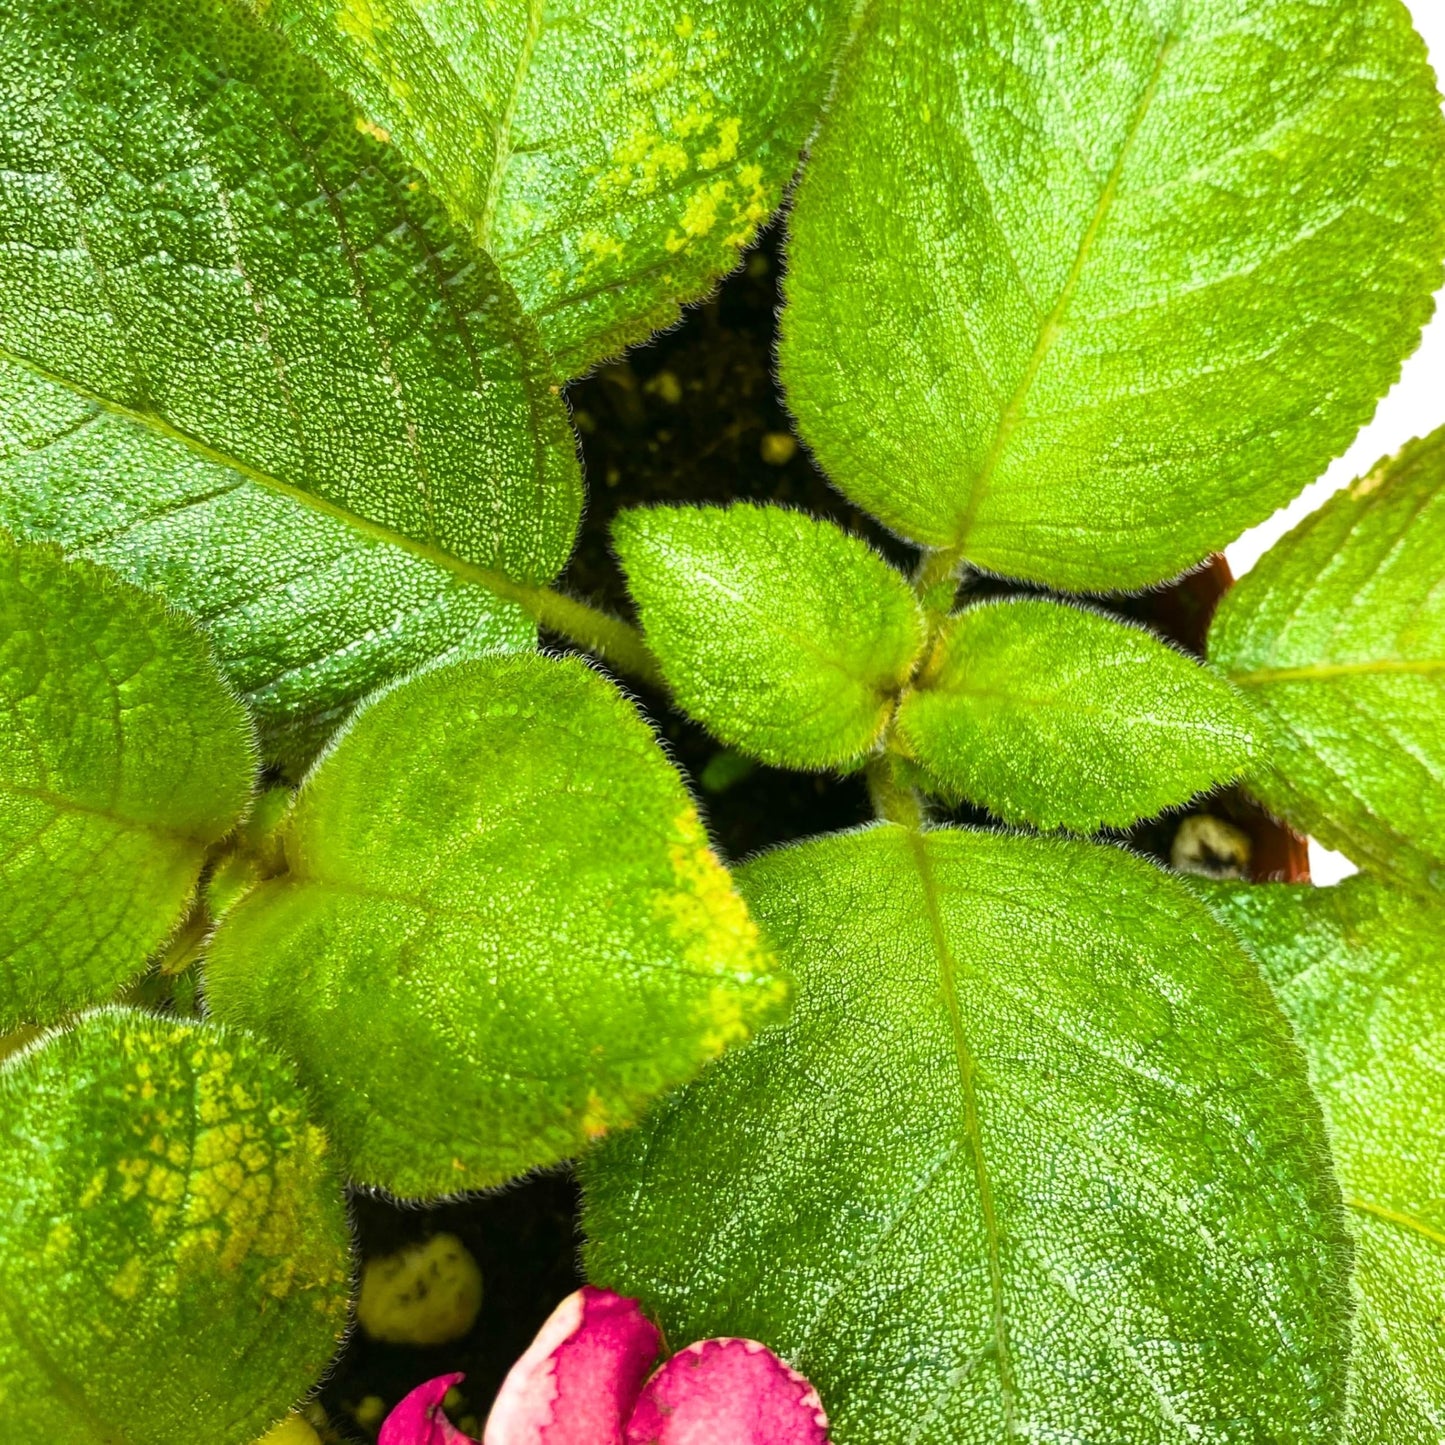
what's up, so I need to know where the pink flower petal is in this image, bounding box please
[625,1339,831,1445]
[483,1286,663,1444]
[380,1373,475,1445]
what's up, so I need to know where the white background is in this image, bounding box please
[1223,0,1444,882]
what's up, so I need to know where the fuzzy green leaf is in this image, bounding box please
[614,504,924,769]
[1210,427,1445,897]
[206,654,788,1200]
[897,599,1256,832]
[0,1009,352,1444]
[584,825,1352,1442]
[1201,877,1445,1445]
[259,0,851,377]
[0,362,535,772]
[779,0,1445,590]
[0,536,254,1031]
[0,0,580,735]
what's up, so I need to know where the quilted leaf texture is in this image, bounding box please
[781,0,1445,589]
[1210,425,1445,898]
[0,0,580,763]
[585,826,1353,1443]
[259,0,854,375]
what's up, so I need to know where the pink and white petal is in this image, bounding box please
[483,1286,662,1445]
[380,1374,476,1445]
[625,1339,831,1445]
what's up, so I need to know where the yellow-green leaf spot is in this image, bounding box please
[584,827,1353,1442]
[206,654,788,1200]
[1201,877,1445,1445]
[357,1233,482,1347]
[780,0,1445,589]
[0,536,255,1029]
[614,503,925,770]
[0,1009,351,1445]
[897,598,1257,833]
[1210,425,1445,898]
[260,0,854,375]
[255,1416,322,1445]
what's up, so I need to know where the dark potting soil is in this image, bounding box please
[314,223,1304,1440]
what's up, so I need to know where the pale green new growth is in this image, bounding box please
[614,504,925,769]
[0,537,254,1030]
[1210,426,1445,897]
[0,1010,351,1445]
[897,599,1256,832]
[584,826,1351,1443]
[261,0,851,376]
[0,0,581,751]
[206,654,788,1199]
[1203,877,1445,1445]
[780,0,1445,590]
[0,362,535,771]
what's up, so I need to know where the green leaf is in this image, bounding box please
[613,504,924,769]
[0,362,536,772]
[205,654,788,1200]
[779,0,1445,590]
[0,1008,351,1444]
[257,0,852,377]
[896,598,1257,832]
[0,536,254,1031]
[583,825,1352,1442]
[0,0,580,700]
[1209,427,1445,898]
[1200,877,1445,1445]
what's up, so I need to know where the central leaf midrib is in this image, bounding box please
[692,559,910,694]
[0,778,217,854]
[1347,1196,1445,1249]
[0,344,543,616]
[953,32,1176,551]
[477,0,545,248]
[905,828,1018,1426]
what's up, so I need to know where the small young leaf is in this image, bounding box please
[0,0,581,610]
[0,362,535,771]
[1201,877,1445,1445]
[1210,426,1445,897]
[259,0,852,377]
[0,1009,351,1444]
[0,536,254,1029]
[613,505,924,770]
[584,826,1352,1443]
[206,655,788,1199]
[896,599,1256,832]
[780,0,1445,590]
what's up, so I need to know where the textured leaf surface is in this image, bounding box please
[0,537,254,1030]
[1210,427,1445,897]
[780,0,1445,589]
[1202,877,1445,1445]
[206,655,788,1199]
[261,0,851,376]
[584,825,1351,1443]
[0,1009,351,1444]
[0,363,534,771]
[897,599,1256,832]
[614,504,924,769]
[0,0,580,621]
